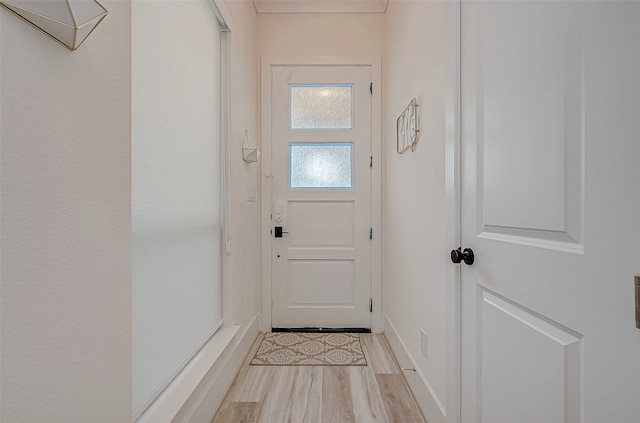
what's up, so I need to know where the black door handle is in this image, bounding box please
[274,226,289,238]
[451,248,474,265]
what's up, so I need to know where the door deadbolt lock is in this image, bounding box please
[274,226,289,238]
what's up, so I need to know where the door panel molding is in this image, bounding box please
[473,1,585,253]
[478,289,582,423]
[288,259,356,306]
[288,200,356,248]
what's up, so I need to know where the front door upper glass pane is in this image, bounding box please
[290,143,353,189]
[290,85,353,130]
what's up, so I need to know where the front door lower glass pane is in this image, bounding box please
[289,143,353,189]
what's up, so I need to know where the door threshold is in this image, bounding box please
[271,327,371,333]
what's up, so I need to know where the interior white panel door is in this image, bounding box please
[270,65,372,329]
[460,2,640,422]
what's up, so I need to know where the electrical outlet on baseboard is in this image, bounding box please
[420,329,428,359]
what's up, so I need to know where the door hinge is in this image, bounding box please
[369,82,373,95]
[369,299,373,313]
[369,228,373,240]
[370,156,373,168]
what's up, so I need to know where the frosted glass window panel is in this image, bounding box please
[290,144,353,189]
[290,85,353,130]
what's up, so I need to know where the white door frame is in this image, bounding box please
[260,56,382,333]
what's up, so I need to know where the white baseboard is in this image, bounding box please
[177,315,259,423]
[136,315,259,423]
[383,314,447,423]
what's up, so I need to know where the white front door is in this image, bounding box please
[460,2,640,422]
[269,64,373,329]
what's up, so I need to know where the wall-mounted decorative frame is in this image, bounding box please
[0,0,107,51]
[396,98,419,154]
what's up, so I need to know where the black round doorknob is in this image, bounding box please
[451,247,474,265]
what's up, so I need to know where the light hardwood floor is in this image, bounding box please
[212,333,426,423]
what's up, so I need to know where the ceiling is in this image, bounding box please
[252,0,389,14]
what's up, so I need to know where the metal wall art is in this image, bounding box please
[396,98,419,153]
[0,0,108,51]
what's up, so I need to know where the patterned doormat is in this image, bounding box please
[250,332,367,366]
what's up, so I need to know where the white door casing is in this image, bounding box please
[460,2,640,423]
[261,57,382,332]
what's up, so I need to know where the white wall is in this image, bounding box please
[257,13,386,57]
[0,1,132,422]
[384,1,458,423]
[226,0,261,330]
